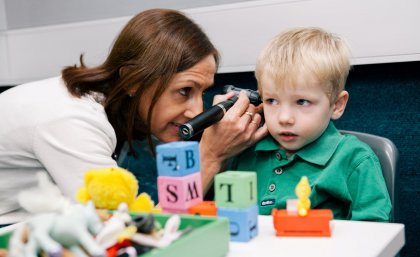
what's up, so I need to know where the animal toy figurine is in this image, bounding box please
[295,176,311,216]
[8,173,106,257]
[9,201,105,257]
[95,202,133,249]
[76,167,160,213]
[18,172,71,214]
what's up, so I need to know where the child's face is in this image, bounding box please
[261,73,341,156]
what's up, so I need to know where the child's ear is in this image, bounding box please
[331,90,349,120]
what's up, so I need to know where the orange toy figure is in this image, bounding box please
[272,176,333,237]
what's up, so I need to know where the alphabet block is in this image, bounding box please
[188,201,217,216]
[217,205,258,242]
[156,141,200,177]
[215,171,257,208]
[157,172,203,211]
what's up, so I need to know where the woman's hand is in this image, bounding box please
[199,91,268,191]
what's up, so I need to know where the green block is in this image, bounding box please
[215,171,257,208]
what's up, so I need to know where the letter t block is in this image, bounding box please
[215,171,257,208]
[156,141,200,177]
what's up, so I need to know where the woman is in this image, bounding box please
[0,9,267,223]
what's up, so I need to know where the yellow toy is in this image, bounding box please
[295,176,311,216]
[76,167,160,213]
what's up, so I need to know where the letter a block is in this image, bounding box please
[215,171,257,208]
[158,172,203,211]
[156,141,200,177]
[217,205,259,242]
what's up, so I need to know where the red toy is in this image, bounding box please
[272,176,333,237]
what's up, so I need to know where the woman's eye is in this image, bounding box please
[297,99,311,106]
[179,87,192,96]
[265,98,278,105]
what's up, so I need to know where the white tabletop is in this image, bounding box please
[228,216,405,257]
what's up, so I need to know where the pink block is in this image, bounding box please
[158,172,203,211]
[162,208,189,214]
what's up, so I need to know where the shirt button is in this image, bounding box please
[273,167,283,175]
[275,152,282,160]
[268,183,276,192]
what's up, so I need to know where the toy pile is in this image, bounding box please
[2,169,191,257]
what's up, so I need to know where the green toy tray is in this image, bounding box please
[0,213,230,257]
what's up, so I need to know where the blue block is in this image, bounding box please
[156,141,200,177]
[217,205,258,242]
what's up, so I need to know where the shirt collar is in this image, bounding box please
[254,121,344,166]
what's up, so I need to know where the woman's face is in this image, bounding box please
[139,55,217,142]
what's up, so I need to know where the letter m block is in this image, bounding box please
[157,172,203,211]
[215,171,257,209]
[156,141,200,177]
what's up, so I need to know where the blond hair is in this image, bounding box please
[255,27,351,101]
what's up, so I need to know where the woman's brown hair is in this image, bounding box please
[62,9,219,154]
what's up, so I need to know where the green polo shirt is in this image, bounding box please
[229,122,391,222]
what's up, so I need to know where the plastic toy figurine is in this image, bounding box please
[130,214,191,248]
[95,202,133,249]
[10,201,106,257]
[76,167,160,213]
[272,176,333,237]
[18,172,72,214]
[295,176,311,216]
[9,172,106,257]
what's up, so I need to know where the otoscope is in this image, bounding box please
[178,85,261,140]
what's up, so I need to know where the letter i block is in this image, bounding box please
[215,171,257,208]
[158,172,203,211]
[156,141,200,177]
[217,204,259,242]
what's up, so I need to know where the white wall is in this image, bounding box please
[1,0,420,85]
[0,0,8,82]
[4,0,254,29]
[0,0,6,30]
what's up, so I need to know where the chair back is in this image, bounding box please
[340,130,398,221]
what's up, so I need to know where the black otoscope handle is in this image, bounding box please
[178,96,238,140]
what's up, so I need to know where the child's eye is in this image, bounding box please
[297,99,311,106]
[179,87,192,96]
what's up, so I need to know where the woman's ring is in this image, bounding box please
[245,111,254,118]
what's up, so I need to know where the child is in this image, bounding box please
[229,27,391,221]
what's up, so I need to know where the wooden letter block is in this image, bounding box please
[156,141,200,177]
[217,205,258,242]
[188,201,217,216]
[272,209,333,237]
[215,171,257,208]
[157,172,203,211]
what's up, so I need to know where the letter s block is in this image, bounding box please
[217,204,259,242]
[156,141,200,177]
[215,171,257,208]
[157,172,203,211]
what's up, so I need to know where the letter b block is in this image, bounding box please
[157,172,203,211]
[156,141,200,177]
[215,171,257,208]
[217,205,259,242]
